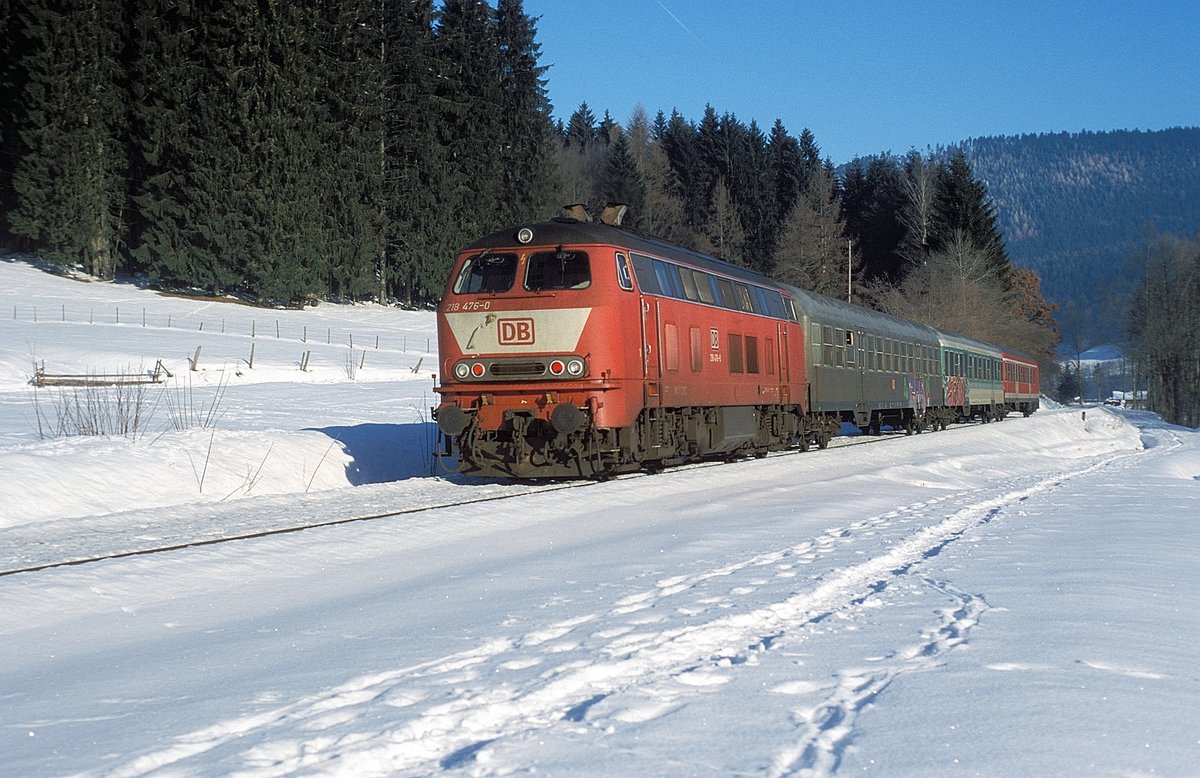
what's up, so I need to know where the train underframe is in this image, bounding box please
[436,397,1031,479]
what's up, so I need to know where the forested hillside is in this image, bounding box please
[961,128,1200,330]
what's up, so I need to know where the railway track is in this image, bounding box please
[0,420,985,578]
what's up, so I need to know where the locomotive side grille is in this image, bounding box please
[489,361,546,378]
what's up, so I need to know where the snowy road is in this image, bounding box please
[4,407,1197,776]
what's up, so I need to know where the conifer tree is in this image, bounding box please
[10,0,128,279]
[318,0,387,301]
[435,0,504,241]
[839,156,906,283]
[565,102,596,150]
[496,0,557,225]
[932,149,1011,285]
[128,0,230,292]
[557,102,604,208]
[766,120,803,233]
[659,110,707,231]
[736,119,774,273]
[385,0,455,305]
[598,130,645,227]
[797,128,822,192]
[0,0,27,249]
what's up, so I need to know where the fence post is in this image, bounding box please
[191,346,202,372]
[249,342,256,369]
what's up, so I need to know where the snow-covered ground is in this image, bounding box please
[1,257,1197,777]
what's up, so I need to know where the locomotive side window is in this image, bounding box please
[735,284,756,313]
[696,272,718,305]
[652,260,684,298]
[667,264,687,298]
[616,253,634,291]
[761,288,788,319]
[454,252,518,294]
[679,267,700,301]
[822,326,834,366]
[630,253,661,294]
[525,250,590,291]
[715,278,737,310]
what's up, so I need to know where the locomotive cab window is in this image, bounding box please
[525,250,590,291]
[615,253,634,291]
[454,252,518,294]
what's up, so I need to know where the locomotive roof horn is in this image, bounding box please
[562,203,591,222]
[599,202,628,226]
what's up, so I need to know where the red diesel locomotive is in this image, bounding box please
[433,207,1038,478]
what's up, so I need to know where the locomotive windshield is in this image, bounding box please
[453,252,518,294]
[525,250,590,291]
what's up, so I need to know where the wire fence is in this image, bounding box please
[10,303,433,355]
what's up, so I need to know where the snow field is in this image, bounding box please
[1,257,1197,776]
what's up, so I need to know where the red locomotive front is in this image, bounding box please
[434,218,647,477]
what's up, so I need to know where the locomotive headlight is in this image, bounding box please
[548,359,566,376]
[454,362,471,380]
[566,358,586,377]
[470,362,486,378]
[516,227,534,244]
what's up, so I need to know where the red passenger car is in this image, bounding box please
[1001,351,1041,417]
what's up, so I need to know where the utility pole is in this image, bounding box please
[847,239,853,302]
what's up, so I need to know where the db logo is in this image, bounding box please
[498,317,535,345]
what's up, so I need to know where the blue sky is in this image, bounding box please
[523,1,1200,164]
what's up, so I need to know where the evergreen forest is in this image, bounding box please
[5,0,1195,421]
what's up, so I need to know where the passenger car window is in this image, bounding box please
[526,250,590,291]
[454,253,518,294]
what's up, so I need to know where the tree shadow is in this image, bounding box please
[308,422,439,484]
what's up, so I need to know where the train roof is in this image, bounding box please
[781,283,940,344]
[935,330,1002,357]
[463,217,779,289]
[464,217,1026,360]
